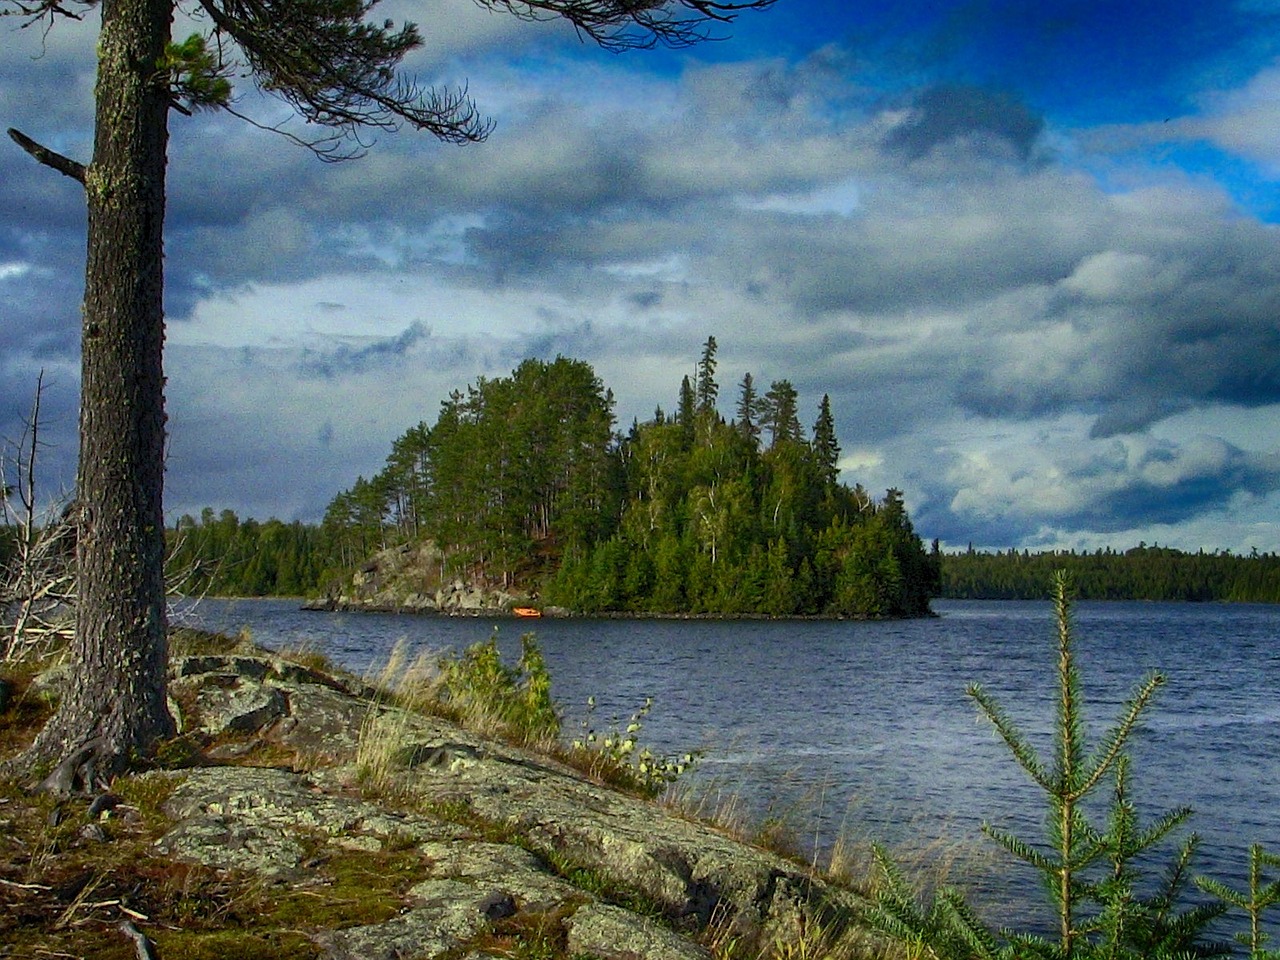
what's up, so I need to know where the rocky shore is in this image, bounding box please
[5,636,868,958]
[306,541,544,616]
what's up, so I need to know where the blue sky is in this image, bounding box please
[4,0,1280,552]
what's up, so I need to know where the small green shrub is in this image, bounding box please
[1198,844,1280,960]
[437,631,560,744]
[566,696,698,799]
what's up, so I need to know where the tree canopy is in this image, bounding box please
[941,544,1280,603]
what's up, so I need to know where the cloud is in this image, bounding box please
[298,321,431,379]
[883,84,1046,162]
[6,12,1280,555]
[1186,61,1280,173]
[942,431,1280,544]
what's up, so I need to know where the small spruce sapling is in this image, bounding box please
[863,571,1227,960]
[1197,845,1280,960]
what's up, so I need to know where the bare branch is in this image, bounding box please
[7,127,87,184]
[1,373,78,662]
[0,0,94,31]
[220,101,373,161]
[119,920,162,960]
[472,0,777,51]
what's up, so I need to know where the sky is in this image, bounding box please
[3,0,1280,553]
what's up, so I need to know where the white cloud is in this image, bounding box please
[737,177,863,216]
[7,11,1280,553]
[1192,61,1280,173]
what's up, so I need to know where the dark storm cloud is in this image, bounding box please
[933,433,1280,550]
[1059,440,1280,534]
[884,85,1045,162]
[297,321,430,379]
[943,222,1280,436]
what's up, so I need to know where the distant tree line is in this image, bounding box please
[322,341,941,617]
[941,543,1280,602]
[166,509,347,598]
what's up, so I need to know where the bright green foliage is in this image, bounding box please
[326,356,619,587]
[437,633,560,744]
[863,572,1231,960]
[1198,845,1280,960]
[568,695,697,799]
[167,508,346,596]
[161,33,233,111]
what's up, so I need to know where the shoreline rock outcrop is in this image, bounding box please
[308,541,534,616]
[148,646,866,958]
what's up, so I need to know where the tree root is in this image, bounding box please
[35,737,110,796]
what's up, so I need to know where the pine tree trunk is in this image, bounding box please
[18,0,175,792]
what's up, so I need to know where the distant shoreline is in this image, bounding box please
[297,596,938,621]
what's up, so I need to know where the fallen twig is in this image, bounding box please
[119,919,161,960]
[0,876,52,890]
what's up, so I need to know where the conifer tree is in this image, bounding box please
[761,379,802,447]
[812,393,840,487]
[677,375,697,448]
[695,335,719,415]
[735,371,760,445]
[864,571,1227,960]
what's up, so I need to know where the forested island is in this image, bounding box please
[169,340,940,617]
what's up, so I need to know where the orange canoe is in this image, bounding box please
[512,607,542,618]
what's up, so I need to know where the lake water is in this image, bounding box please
[179,597,1280,925]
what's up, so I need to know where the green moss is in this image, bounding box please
[169,626,251,657]
[474,902,579,959]
[262,842,430,930]
[151,929,318,960]
[113,770,181,827]
[0,664,56,757]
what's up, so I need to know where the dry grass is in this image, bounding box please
[352,639,443,795]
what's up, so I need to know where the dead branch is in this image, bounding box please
[7,128,87,184]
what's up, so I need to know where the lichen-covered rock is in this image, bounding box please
[415,840,583,911]
[394,728,862,936]
[566,903,712,960]
[316,879,489,960]
[156,767,459,877]
[195,679,288,735]
[168,653,376,761]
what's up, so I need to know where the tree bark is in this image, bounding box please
[17,0,175,792]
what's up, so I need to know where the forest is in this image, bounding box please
[166,509,347,599]
[316,339,940,617]
[941,543,1280,602]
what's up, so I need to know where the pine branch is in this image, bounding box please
[474,0,777,51]
[968,681,1050,789]
[1076,671,1164,800]
[196,0,493,150]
